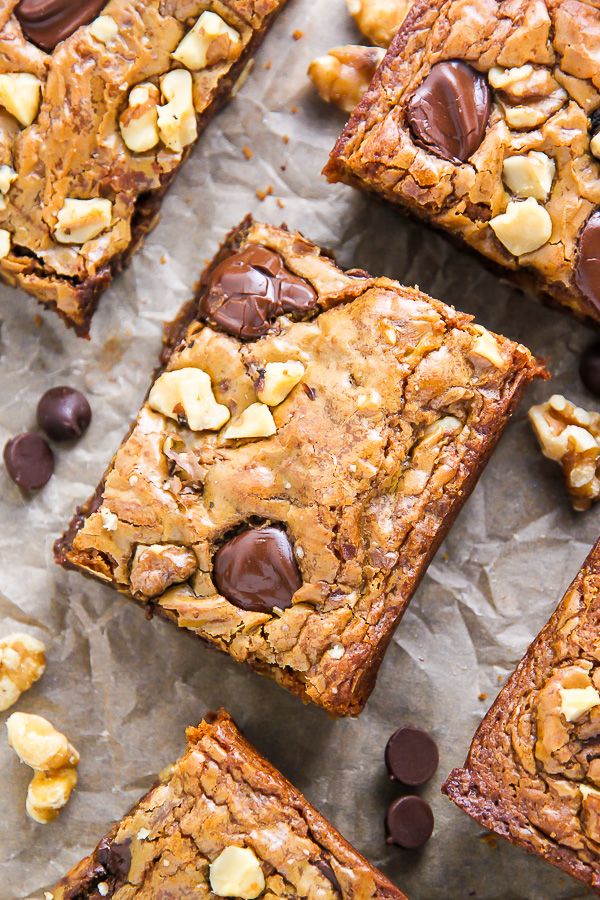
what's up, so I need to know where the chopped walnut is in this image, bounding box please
[529,395,600,511]
[308,45,385,113]
[346,0,413,47]
[0,633,46,712]
[130,544,198,598]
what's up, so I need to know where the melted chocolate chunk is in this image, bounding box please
[590,108,600,139]
[406,61,491,164]
[313,858,342,893]
[580,341,600,398]
[200,245,317,340]
[575,211,600,312]
[4,432,54,491]
[15,0,108,52]
[96,837,132,880]
[385,796,434,849]
[213,526,302,613]
[37,386,92,441]
[385,726,439,787]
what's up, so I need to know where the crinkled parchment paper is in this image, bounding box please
[0,2,599,898]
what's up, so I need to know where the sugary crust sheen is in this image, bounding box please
[326,0,600,324]
[0,0,286,335]
[51,709,407,898]
[444,540,600,894]
[55,217,543,716]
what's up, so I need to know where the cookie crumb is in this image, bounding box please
[256,185,273,201]
[292,29,303,40]
[242,146,253,160]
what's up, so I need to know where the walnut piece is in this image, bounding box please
[0,73,42,127]
[54,198,113,245]
[346,0,413,46]
[0,633,46,712]
[308,45,385,113]
[209,846,265,899]
[529,394,600,511]
[490,198,552,257]
[172,11,241,71]
[120,83,160,153]
[130,544,198,598]
[222,402,276,440]
[148,367,230,431]
[157,69,198,153]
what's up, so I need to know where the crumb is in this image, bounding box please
[292,29,303,40]
[497,674,503,682]
[478,692,487,701]
[242,146,253,160]
[276,198,285,209]
[34,314,42,328]
[280,164,287,172]
[290,105,298,114]
[160,255,167,265]
[256,185,273,201]
[263,60,272,70]
[480,834,497,849]
[282,134,289,144]
[442,551,449,561]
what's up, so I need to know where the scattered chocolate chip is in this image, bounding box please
[200,245,317,340]
[16,0,108,52]
[575,211,600,312]
[580,341,600,398]
[213,526,302,614]
[385,796,434,849]
[4,433,54,491]
[406,61,491,164]
[96,836,132,880]
[313,858,342,894]
[37,386,92,442]
[385,726,439,786]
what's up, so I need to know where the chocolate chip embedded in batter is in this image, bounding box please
[37,386,91,442]
[575,211,600,313]
[15,0,109,52]
[4,432,54,491]
[385,796,434,849]
[213,526,302,614]
[96,836,132,880]
[406,61,491,165]
[313,858,342,894]
[200,245,317,340]
[385,725,439,786]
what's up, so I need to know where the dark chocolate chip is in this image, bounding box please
[4,432,54,491]
[200,245,317,340]
[385,726,439,786]
[313,858,342,894]
[406,61,491,164]
[96,837,132,880]
[590,108,600,139]
[16,0,108,52]
[385,796,434,849]
[37,386,92,441]
[580,342,600,398]
[575,211,600,312]
[213,526,302,614]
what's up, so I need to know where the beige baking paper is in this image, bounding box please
[0,2,598,898]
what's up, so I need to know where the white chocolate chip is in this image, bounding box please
[222,403,276,440]
[100,507,118,531]
[157,69,197,153]
[502,152,555,201]
[560,687,600,722]
[97,885,109,898]
[471,326,504,368]
[0,164,16,195]
[0,73,42,127]
[591,132,600,160]
[488,64,533,90]
[89,15,118,43]
[209,846,265,900]
[172,11,241,71]
[54,198,113,244]
[137,827,151,840]
[489,197,552,256]
[0,229,11,259]
[149,368,230,431]
[328,643,345,659]
[120,83,160,153]
[256,361,305,406]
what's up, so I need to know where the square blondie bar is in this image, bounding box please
[55,216,543,716]
[0,0,286,334]
[326,0,600,324]
[51,709,406,898]
[444,540,600,893]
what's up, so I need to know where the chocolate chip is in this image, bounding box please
[313,858,342,894]
[4,433,54,491]
[37,386,92,442]
[16,0,108,52]
[590,109,600,140]
[406,61,491,164]
[580,342,600,398]
[200,245,317,340]
[96,837,132,880]
[385,726,439,786]
[385,796,434,849]
[213,526,302,614]
[575,211,600,312]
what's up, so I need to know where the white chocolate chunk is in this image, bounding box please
[0,73,42,127]
[120,83,160,153]
[172,11,241,71]
[489,198,552,256]
[591,132,600,160]
[157,69,198,153]
[54,198,113,244]
[100,507,118,531]
[148,368,230,431]
[256,361,305,406]
[0,229,11,259]
[223,403,276,440]
[209,846,265,899]
[503,152,555,201]
[488,64,533,90]
[89,15,118,43]
[471,326,504,368]
[0,165,17,195]
[560,686,600,722]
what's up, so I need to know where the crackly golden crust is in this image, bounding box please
[55,217,543,716]
[326,0,600,324]
[444,540,600,894]
[51,710,407,899]
[0,0,286,335]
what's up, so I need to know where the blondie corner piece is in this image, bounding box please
[325,0,600,325]
[0,1,287,336]
[443,540,600,894]
[55,216,544,716]
[51,709,407,899]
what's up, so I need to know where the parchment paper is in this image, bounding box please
[0,2,599,898]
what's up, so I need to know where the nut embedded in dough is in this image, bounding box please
[148,367,230,431]
[255,361,305,406]
[0,73,42,127]
[157,69,198,153]
[502,152,555,202]
[489,198,552,256]
[54,198,113,245]
[89,15,118,43]
[222,402,276,440]
[119,83,160,153]
[130,544,198,598]
[209,846,265,899]
[172,11,241,71]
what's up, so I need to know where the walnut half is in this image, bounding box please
[308,45,385,113]
[130,544,198,598]
[346,0,413,47]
